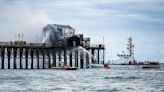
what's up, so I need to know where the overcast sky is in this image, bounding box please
[0,0,164,62]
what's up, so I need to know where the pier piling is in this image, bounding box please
[52,49,56,67]
[91,49,95,63]
[47,49,51,68]
[25,48,29,69]
[36,49,40,69]
[7,48,11,69]
[19,48,23,69]
[30,48,34,69]
[97,49,100,64]
[42,49,45,69]
[69,52,72,67]
[64,49,67,66]
[58,50,61,67]
[86,52,90,68]
[0,42,105,69]
[75,50,78,67]
[1,47,5,69]
[80,53,84,68]
[13,48,17,69]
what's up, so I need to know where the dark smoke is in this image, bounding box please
[42,24,83,47]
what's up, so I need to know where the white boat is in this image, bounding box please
[89,64,110,69]
[138,62,160,69]
[139,65,160,69]
[109,37,136,65]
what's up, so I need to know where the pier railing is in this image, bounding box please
[0,41,52,48]
[0,41,105,49]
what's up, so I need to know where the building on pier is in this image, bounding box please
[0,24,105,69]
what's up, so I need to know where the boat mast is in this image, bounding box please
[127,37,135,61]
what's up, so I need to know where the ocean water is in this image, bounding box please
[0,64,164,92]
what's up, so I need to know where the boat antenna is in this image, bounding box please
[127,37,135,61]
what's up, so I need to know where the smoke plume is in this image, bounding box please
[0,0,53,42]
[42,24,63,46]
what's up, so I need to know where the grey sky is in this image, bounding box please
[0,0,164,62]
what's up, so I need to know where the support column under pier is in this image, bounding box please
[1,47,5,69]
[75,51,78,67]
[86,52,90,68]
[64,49,67,66]
[25,48,29,69]
[69,52,72,67]
[80,53,84,68]
[42,49,45,69]
[97,49,100,64]
[13,48,17,69]
[36,49,40,69]
[30,48,34,69]
[52,49,56,67]
[7,48,12,69]
[19,48,23,69]
[58,50,61,67]
[103,49,105,64]
[91,49,95,63]
[47,49,51,68]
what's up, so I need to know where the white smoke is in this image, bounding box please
[0,1,53,42]
[70,46,97,61]
[42,29,50,43]
[41,24,63,46]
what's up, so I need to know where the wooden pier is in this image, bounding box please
[0,41,105,69]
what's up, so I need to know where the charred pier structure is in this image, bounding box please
[0,24,105,69]
[0,42,104,69]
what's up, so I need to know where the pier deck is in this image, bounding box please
[0,42,105,69]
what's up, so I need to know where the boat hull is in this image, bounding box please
[138,65,160,69]
[64,67,78,70]
[89,64,110,69]
[90,64,104,68]
[51,67,78,70]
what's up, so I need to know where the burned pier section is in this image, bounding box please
[0,43,104,69]
[0,24,105,69]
